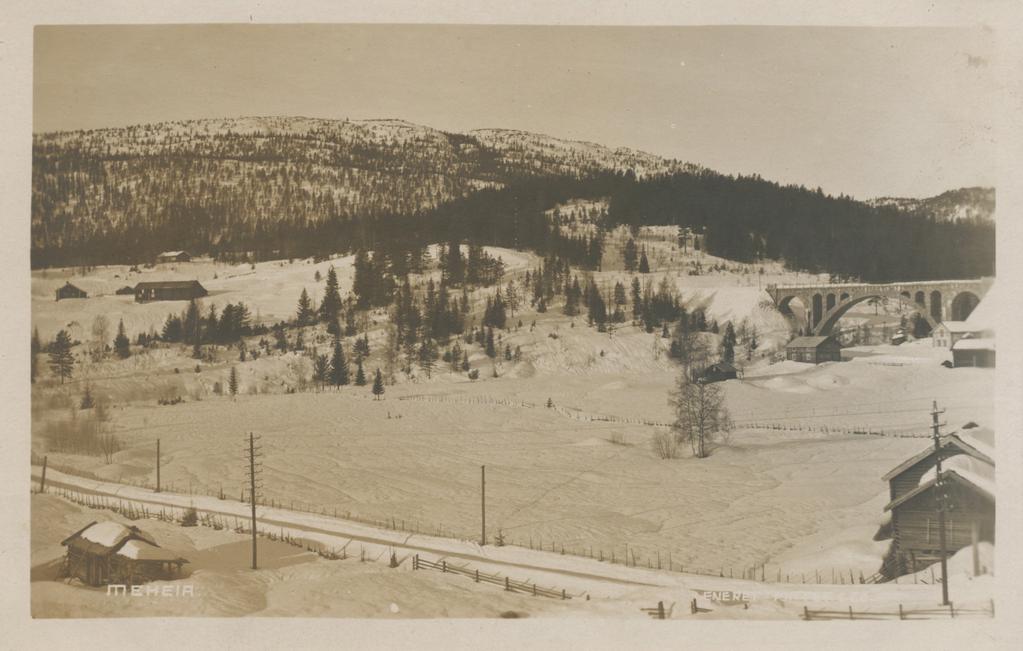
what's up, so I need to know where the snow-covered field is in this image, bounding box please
[30,245,997,618]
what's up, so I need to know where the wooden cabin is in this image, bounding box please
[157,251,191,263]
[700,361,738,383]
[61,521,188,587]
[881,426,995,576]
[952,337,995,368]
[134,280,208,303]
[55,282,88,301]
[785,336,841,364]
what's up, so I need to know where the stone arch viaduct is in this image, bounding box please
[766,278,994,336]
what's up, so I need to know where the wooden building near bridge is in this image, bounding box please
[785,336,841,364]
[881,424,995,576]
[61,521,188,587]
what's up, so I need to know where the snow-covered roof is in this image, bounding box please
[786,336,836,348]
[957,421,993,452]
[952,337,995,351]
[965,283,997,333]
[79,521,133,548]
[63,521,160,552]
[935,321,975,333]
[920,455,995,498]
[158,250,187,257]
[117,539,187,562]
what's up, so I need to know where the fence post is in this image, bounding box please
[39,456,47,493]
[475,569,479,583]
[949,603,954,619]
[658,601,665,620]
[505,577,510,591]
[848,606,853,620]
[691,599,697,614]
[441,560,446,573]
[898,604,904,620]
[413,554,418,571]
[803,606,810,620]
[562,589,566,600]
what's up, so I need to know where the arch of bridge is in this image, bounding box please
[766,279,992,336]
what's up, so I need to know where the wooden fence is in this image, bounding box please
[802,600,994,621]
[412,554,572,600]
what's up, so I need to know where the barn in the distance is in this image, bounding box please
[785,336,841,364]
[700,361,738,383]
[881,424,995,577]
[134,280,208,303]
[55,281,88,301]
[61,521,188,587]
[156,251,192,263]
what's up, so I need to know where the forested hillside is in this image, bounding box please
[31,117,689,266]
[31,116,994,282]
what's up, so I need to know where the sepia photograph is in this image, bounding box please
[4,3,1022,646]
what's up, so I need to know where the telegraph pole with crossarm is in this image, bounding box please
[246,432,264,570]
[931,401,950,606]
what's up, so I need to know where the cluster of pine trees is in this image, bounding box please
[160,300,253,349]
[607,170,994,282]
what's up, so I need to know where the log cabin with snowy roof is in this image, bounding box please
[880,423,994,577]
[61,521,188,587]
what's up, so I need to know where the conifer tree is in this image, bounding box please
[504,344,512,360]
[372,368,385,399]
[49,329,74,384]
[461,350,471,371]
[296,288,315,325]
[355,359,367,386]
[114,319,131,359]
[320,266,342,323]
[631,277,642,319]
[485,327,496,358]
[721,321,737,363]
[313,353,330,390]
[418,339,437,378]
[80,385,94,409]
[330,338,349,387]
[505,280,519,317]
[623,238,638,272]
[638,250,650,273]
[228,366,239,396]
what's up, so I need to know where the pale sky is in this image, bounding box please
[34,24,997,200]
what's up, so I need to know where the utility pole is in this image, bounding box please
[155,439,161,493]
[480,465,486,547]
[931,400,950,606]
[246,432,263,570]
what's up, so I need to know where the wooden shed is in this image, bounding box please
[700,361,738,383]
[134,280,208,303]
[55,282,88,301]
[951,337,995,368]
[157,251,192,263]
[61,521,188,587]
[881,426,995,576]
[785,335,841,364]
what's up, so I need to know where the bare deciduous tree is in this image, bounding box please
[670,374,732,458]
